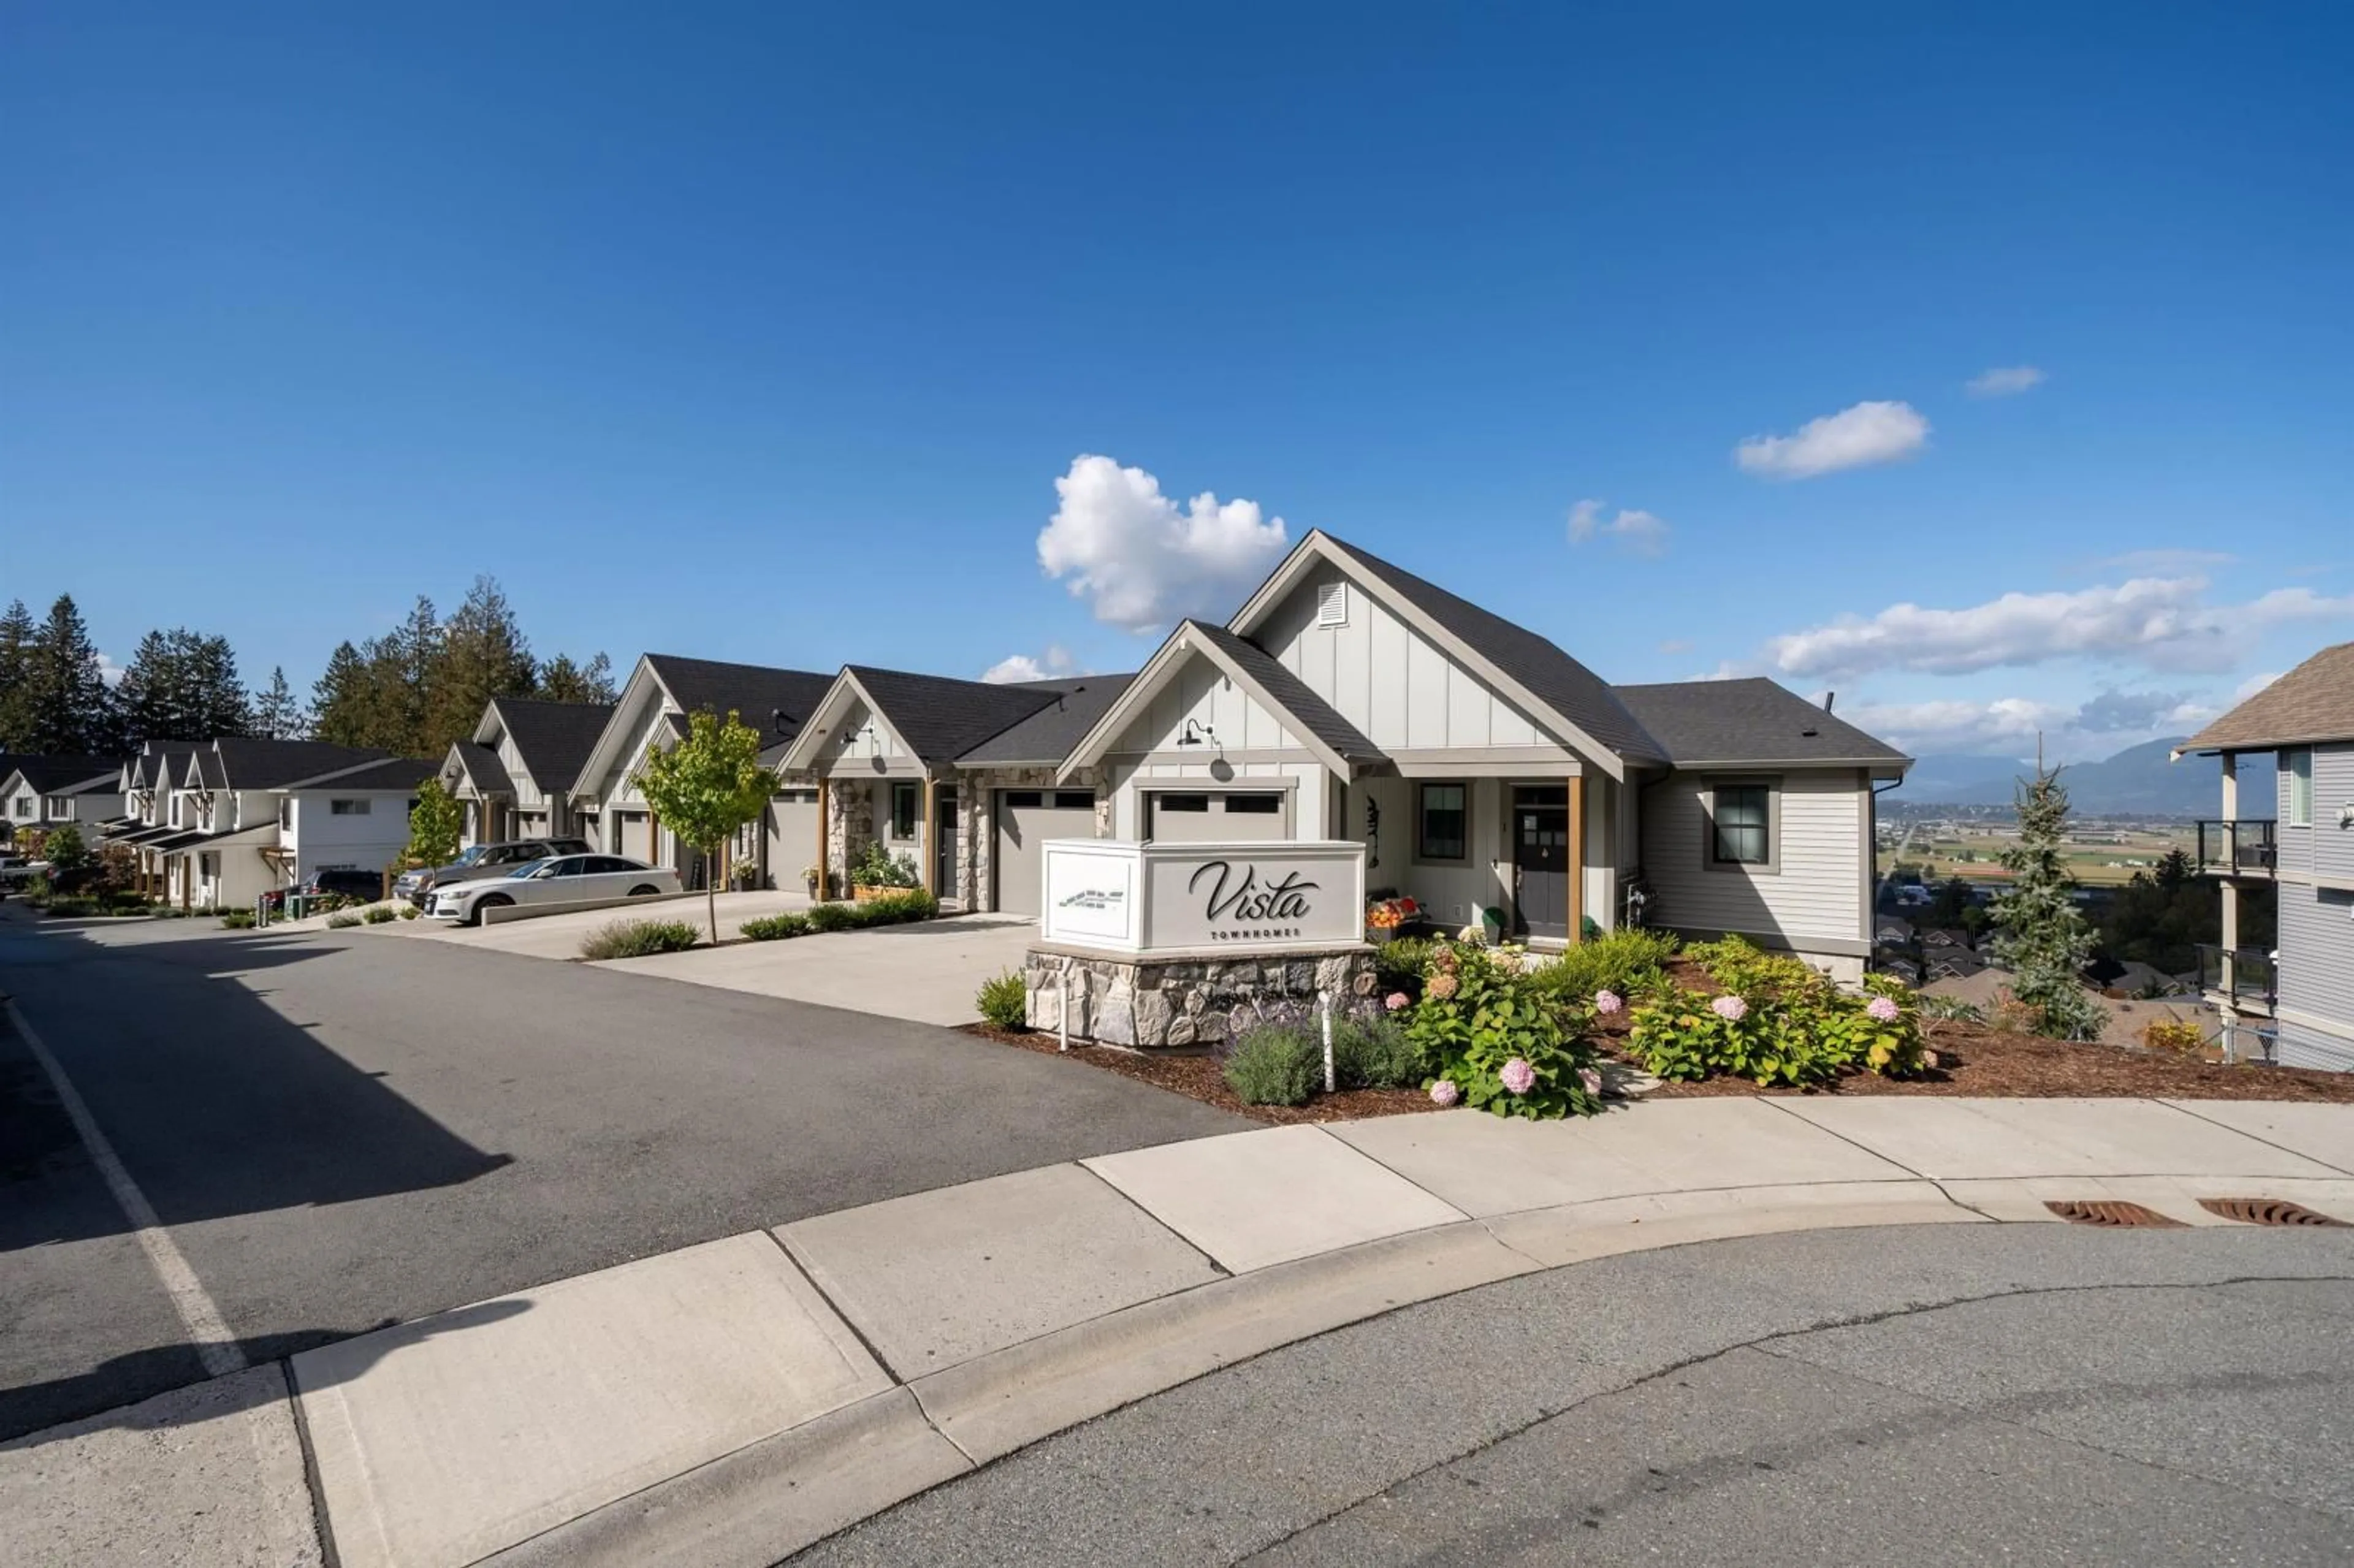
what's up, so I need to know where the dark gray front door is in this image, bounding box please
[1514,786,1569,939]
[934,786,959,897]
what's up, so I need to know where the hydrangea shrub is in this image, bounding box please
[1406,942,1603,1119]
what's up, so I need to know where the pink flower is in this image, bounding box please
[1385,991,1410,1012]
[1710,994,1749,1022]
[1426,971,1459,1000]
[1500,1057,1536,1095]
[1430,1079,1461,1108]
[1594,989,1623,1016]
[1579,1067,1604,1097]
[1866,994,1901,1022]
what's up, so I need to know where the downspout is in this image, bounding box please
[1869,774,1905,911]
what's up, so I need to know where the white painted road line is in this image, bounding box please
[3,995,247,1379]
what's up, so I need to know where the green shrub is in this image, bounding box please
[1407,943,1603,1119]
[579,918,701,960]
[1628,975,1923,1087]
[853,888,937,925]
[1331,1011,1425,1089]
[977,971,1029,1030]
[1221,1024,1322,1106]
[326,912,362,930]
[362,905,395,924]
[1374,937,1436,993]
[45,896,103,918]
[1918,993,1983,1022]
[1528,927,1680,1009]
[806,901,858,932]
[1683,934,1823,997]
[398,904,421,921]
[742,911,814,942]
[848,840,921,889]
[219,908,257,929]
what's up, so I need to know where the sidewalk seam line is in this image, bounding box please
[2153,1097,2354,1177]
[1755,1096,1933,1181]
[2,994,248,1378]
[1305,1123,1474,1223]
[760,1227,912,1387]
[1071,1158,1233,1277]
[280,1358,344,1568]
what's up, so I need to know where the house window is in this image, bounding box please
[2285,749,2312,826]
[890,782,920,840]
[330,799,370,816]
[1711,784,1772,866]
[47,797,72,819]
[1417,783,1467,862]
[279,799,292,829]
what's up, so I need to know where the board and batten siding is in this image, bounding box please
[1255,563,1553,752]
[491,727,544,806]
[1110,657,1305,757]
[1641,771,1867,954]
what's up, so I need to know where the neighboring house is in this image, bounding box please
[1926,948,1992,982]
[1876,914,1915,945]
[0,753,126,845]
[569,655,834,881]
[275,756,438,888]
[1043,531,1907,976]
[2176,639,2354,1071]
[117,738,398,910]
[442,696,615,847]
[774,668,1133,911]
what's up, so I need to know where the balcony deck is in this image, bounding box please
[2193,818,2276,877]
[2195,942,2277,1016]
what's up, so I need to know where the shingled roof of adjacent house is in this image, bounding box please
[840,667,1086,766]
[1611,678,1911,768]
[955,675,1138,765]
[644,655,837,751]
[486,698,617,788]
[446,742,515,795]
[1316,535,1669,765]
[290,756,438,792]
[207,738,394,790]
[1185,622,1385,764]
[0,753,122,793]
[2178,641,2354,753]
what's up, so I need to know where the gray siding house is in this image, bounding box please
[2177,640,2354,1071]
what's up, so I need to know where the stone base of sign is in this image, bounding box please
[1021,944,1382,1051]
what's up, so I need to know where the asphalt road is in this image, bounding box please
[795,1223,2354,1567]
[0,908,1241,1441]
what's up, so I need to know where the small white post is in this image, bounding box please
[1059,956,1073,1054]
[1320,990,1336,1094]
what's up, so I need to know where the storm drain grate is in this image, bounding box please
[2044,1200,2186,1228]
[2198,1197,2348,1227]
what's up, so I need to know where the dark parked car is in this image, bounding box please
[394,838,593,906]
[262,867,390,911]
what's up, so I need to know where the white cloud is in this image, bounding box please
[1567,498,1670,555]
[1847,688,2221,759]
[1734,400,1929,480]
[1765,576,2354,680]
[97,652,124,687]
[1966,365,2046,398]
[1036,455,1290,633]
[2233,669,2283,702]
[980,645,1076,685]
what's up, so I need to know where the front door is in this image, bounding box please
[1513,786,1569,939]
[933,786,959,899]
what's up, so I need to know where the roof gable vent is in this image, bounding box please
[1316,580,1348,628]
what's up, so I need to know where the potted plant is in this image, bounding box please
[801,864,820,897]
[848,842,921,900]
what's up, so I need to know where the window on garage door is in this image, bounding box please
[1223,793,1281,815]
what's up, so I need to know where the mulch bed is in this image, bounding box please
[959,1023,1437,1125]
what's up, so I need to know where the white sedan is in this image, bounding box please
[426,854,680,925]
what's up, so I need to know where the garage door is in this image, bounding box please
[514,810,550,839]
[614,810,652,862]
[994,790,1098,916]
[764,790,820,888]
[1143,791,1289,844]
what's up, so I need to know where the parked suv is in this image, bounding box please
[394,838,593,906]
[262,867,390,912]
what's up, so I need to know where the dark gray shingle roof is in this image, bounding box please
[842,667,1070,766]
[210,738,394,790]
[645,655,836,750]
[1187,622,1385,764]
[1314,535,1666,764]
[956,676,1138,765]
[448,742,514,795]
[1611,678,1909,767]
[292,757,438,792]
[0,754,122,793]
[490,698,617,787]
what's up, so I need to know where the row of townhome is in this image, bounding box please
[536,531,1910,980]
[2,753,125,844]
[2179,641,2354,1072]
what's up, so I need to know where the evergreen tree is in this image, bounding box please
[310,641,373,747]
[23,595,118,753]
[115,628,251,744]
[425,576,535,755]
[535,650,619,705]
[251,666,308,740]
[0,598,36,750]
[1990,766,2106,1041]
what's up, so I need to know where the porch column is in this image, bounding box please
[815,778,830,901]
[1566,773,1586,943]
[921,778,937,896]
[2218,754,2239,1011]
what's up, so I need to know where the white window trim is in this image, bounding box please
[2285,748,2313,827]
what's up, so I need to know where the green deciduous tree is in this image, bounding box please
[1990,766,2106,1041]
[403,778,464,870]
[634,708,773,943]
[44,823,91,875]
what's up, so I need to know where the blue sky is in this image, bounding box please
[4,2,2347,759]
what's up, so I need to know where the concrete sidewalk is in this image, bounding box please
[10,1097,2351,1567]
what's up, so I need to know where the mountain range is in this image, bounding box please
[1889,737,2274,816]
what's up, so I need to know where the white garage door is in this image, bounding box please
[1144,791,1289,844]
[764,790,820,888]
[614,810,652,862]
[994,790,1098,916]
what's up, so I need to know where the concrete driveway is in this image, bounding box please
[600,912,1040,1027]
[392,888,815,961]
